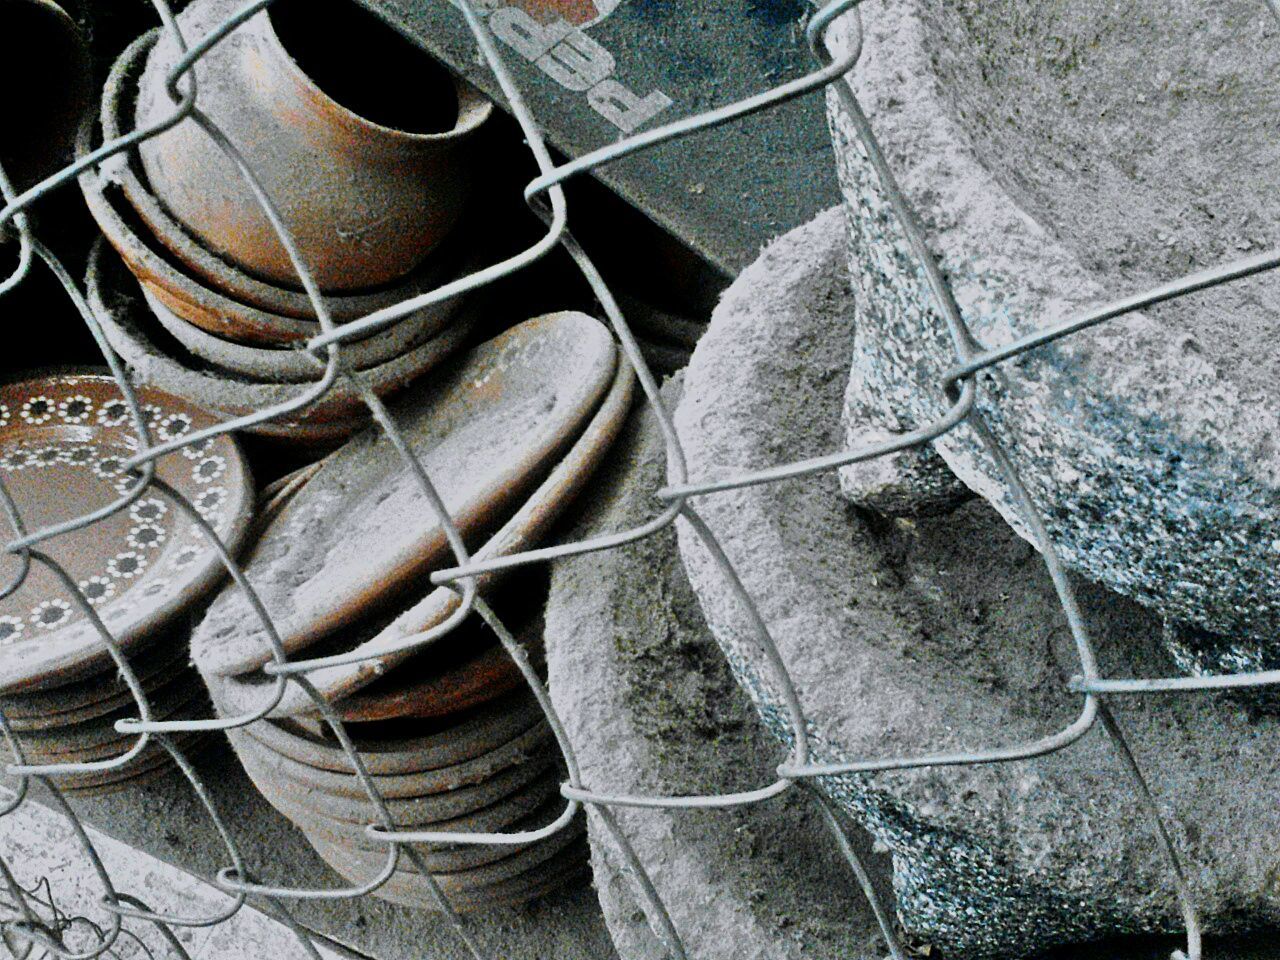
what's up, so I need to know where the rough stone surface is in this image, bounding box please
[673,210,1280,958]
[544,378,893,960]
[827,1,1280,672]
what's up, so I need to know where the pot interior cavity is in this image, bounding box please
[917,0,1280,401]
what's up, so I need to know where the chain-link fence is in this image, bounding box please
[2,1,1278,958]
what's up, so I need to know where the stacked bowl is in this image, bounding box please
[78,0,493,447]
[194,312,636,909]
[0,372,254,794]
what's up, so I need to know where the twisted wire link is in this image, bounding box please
[0,1,1274,959]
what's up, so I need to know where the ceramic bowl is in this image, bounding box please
[78,113,465,349]
[134,0,492,291]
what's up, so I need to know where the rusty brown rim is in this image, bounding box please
[212,357,636,717]
[253,766,564,856]
[0,371,254,696]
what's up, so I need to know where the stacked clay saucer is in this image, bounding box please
[193,313,635,909]
[0,372,253,794]
[77,22,491,448]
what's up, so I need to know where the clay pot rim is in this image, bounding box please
[253,4,494,148]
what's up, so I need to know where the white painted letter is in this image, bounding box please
[588,79,673,132]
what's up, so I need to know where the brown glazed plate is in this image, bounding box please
[233,733,555,828]
[190,313,618,678]
[211,356,636,716]
[0,626,191,723]
[0,374,253,695]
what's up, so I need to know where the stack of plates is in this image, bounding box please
[193,312,634,909]
[0,373,253,793]
[76,31,482,449]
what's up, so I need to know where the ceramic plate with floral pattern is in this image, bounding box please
[0,373,252,694]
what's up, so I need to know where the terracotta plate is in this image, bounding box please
[211,357,636,716]
[0,374,252,694]
[191,314,617,677]
[235,719,553,801]
[311,833,588,912]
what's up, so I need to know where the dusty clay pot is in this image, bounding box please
[0,0,90,188]
[78,116,466,349]
[98,30,466,325]
[84,240,476,445]
[134,0,492,291]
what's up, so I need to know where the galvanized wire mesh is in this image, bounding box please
[2,1,1278,958]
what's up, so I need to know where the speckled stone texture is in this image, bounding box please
[674,209,1280,958]
[827,1,1280,676]
[545,379,893,960]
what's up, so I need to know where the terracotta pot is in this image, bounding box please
[0,0,90,188]
[99,30,468,324]
[78,109,467,349]
[134,0,492,291]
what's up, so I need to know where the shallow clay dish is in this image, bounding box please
[14,684,206,762]
[0,630,190,723]
[309,818,582,890]
[256,765,563,856]
[225,689,546,776]
[101,30,467,324]
[299,793,574,875]
[211,358,635,717]
[0,374,252,695]
[80,121,465,348]
[4,661,194,732]
[140,286,451,384]
[85,242,475,443]
[233,734,554,827]
[0,0,91,189]
[53,730,207,796]
[190,313,617,678]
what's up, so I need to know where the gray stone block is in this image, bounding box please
[827,0,1280,673]
[673,208,1280,958]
